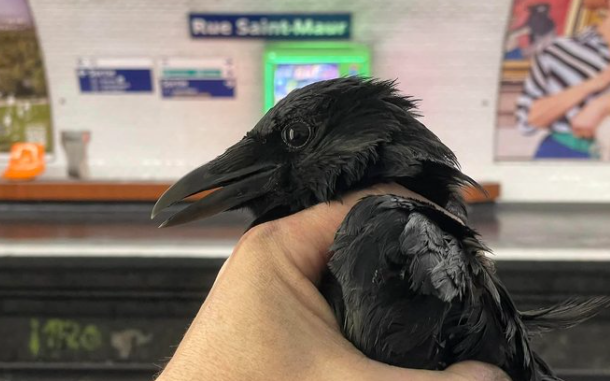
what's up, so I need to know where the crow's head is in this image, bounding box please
[152,77,475,227]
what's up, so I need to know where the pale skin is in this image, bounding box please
[527,0,610,139]
[156,184,510,381]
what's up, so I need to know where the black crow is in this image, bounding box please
[152,77,608,381]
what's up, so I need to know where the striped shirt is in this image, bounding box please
[516,27,610,135]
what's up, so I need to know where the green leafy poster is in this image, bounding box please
[0,0,53,154]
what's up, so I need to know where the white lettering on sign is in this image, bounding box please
[292,19,313,35]
[235,17,250,36]
[190,15,350,38]
[233,17,348,37]
[88,70,117,78]
[291,18,348,36]
[191,18,232,36]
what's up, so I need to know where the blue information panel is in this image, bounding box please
[159,58,236,99]
[161,79,235,98]
[78,69,153,93]
[189,14,351,40]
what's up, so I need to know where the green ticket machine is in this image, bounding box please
[263,42,371,112]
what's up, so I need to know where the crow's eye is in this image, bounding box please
[281,121,312,149]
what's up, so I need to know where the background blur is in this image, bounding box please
[1,1,610,381]
[1,0,610,200]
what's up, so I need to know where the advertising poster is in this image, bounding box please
[496,0,610,161]
[0,0,53,155]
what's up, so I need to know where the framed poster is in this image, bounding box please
[0,0,54,158]
[495,0,610,161]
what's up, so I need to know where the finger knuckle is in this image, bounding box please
[243,221,281,244]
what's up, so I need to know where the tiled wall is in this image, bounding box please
[27,0,610,201]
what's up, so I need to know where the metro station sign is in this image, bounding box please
[189,13,351,40]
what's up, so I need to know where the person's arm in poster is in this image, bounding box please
[571,91,610,138]
[527,66,610,129]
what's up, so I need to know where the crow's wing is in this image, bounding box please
[322,194,534,377]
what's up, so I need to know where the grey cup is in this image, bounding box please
[61,130,90,179]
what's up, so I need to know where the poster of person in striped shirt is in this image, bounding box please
[497,0,610,160]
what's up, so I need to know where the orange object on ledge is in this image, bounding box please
[0,180,500,203]
[2,143,46,181]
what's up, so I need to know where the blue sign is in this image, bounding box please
[78,69,153,93]
[189,14,351,40]
[161,79,235,98]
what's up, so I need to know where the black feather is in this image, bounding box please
[522,297,610,334]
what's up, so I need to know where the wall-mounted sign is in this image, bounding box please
[77,58,153,93]
[159,58,235,98]
[189,14,351,40]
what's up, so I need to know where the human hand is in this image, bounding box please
[156,184,511,381]
[572,94,610,138]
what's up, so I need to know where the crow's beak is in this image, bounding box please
[151,139,278,228]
